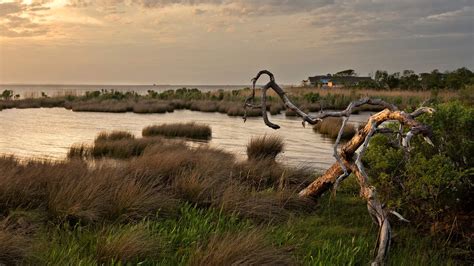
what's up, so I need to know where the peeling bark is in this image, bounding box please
[246,70,434,265]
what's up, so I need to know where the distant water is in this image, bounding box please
[0,84,251,98]
[0,108,371,170]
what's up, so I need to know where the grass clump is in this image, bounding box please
[247,135,285,161]
[95,131,135,142]
[313,117,356,140]
[189,230,294,265]
[67,131,177,159]
[0,229,31,265]
[142,122,212,140]
[96,225,161,264]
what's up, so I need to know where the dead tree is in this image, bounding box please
[244,70,435,265]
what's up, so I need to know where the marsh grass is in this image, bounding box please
[0,229,31,265]
[189,230,294,265]
[190,101,219,112]
[71,100,133,113]
[142,122,212,140]
[247,135,285,161]
[132,101,173,113]
[96,224,161,264]
[68,136,167,159]
[313,117,356,140]
[95,131,135,142]
[0,133,464,265]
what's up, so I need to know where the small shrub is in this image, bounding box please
[364,101,473,234]
[246,135,284,161]
[142,123,212,140]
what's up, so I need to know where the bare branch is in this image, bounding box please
[411,106,435,118]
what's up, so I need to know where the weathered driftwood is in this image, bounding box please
[245,70,435,265]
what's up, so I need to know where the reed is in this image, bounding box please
[71,100,132,113]
[95,131,135,142]
[142,123,212,140]
[96,225,161,264]
[189,101,219,112]
[246,135,284,161]
[189,230,293,265]
[227,106,261,117]
[0,229,31,265]
[313,117,356,140]
[132,102,173,113]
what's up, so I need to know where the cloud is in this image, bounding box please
[0,2,23,16]
[0,1,51,38]
[306,0,473,44]
[67,0,334,15]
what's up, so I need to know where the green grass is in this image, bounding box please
[24,194,456,265]
[22,194,459,265]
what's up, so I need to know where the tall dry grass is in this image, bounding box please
[95,131,135,142]
[189,230,294,265]
[142,123,212,140]
[285,86,458,100]
[313,117,356,140]
[246,135,285,161]
[0,156,178,224]
[68,136,168,159]
[71,100,133,113]
[2,131,314,227]
[132,101,173,113]
[0,229,31,265]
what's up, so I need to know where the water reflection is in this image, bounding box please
[0,108,371,170]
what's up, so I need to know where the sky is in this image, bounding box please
[0,0,473,85]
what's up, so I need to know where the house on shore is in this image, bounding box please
[308,75,372,88]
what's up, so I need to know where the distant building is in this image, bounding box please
[308,75,372,88]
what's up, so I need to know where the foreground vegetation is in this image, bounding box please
[1,117,470,264]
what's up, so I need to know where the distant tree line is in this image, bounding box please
[356,67,473,90]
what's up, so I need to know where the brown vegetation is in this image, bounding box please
[246,135,285,161]
[95,131,135,142]
[189,231,294,266]
[142,123,212,140]
[313,117,356,140]
[0,229,31,265]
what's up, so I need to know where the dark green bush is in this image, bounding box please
[363,101,473,234]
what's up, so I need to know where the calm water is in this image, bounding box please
[0,108,371,170]
[0,84,250,98]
